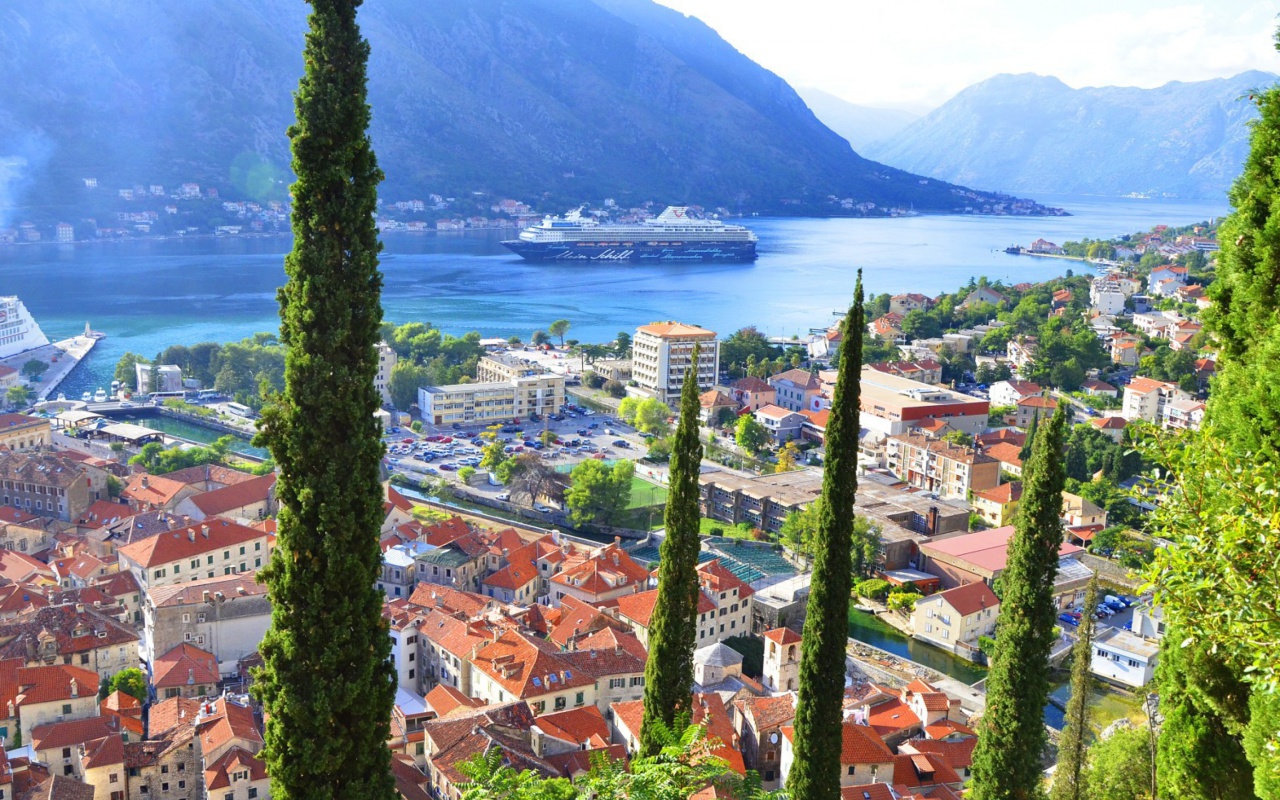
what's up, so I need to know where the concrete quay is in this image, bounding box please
[1,330,102,401]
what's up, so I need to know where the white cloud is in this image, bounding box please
[653,0,1280,111]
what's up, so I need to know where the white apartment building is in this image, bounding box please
[376,341,398,406]
[1089,278,1129,316]
[135,363,184,394]
[631,321,719,405]
[1122,377,1190,423]
[1091,627,1159,689]
[418,373,565,426]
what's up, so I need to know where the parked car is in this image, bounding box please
[533,503,552,512]
[1058,612,1079,626]
[496,493,510,501]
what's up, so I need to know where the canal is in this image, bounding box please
[124,413,269,459]
[848,607,988,684]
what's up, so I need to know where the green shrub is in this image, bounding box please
[855,578,891,600]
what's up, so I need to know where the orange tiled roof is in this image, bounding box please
[636,322,716,339]
[152,643,219,689]
[188,474,276,516]
[15,664,99,705]
[116,517,266,568]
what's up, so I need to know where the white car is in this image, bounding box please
[496,493,510,501]
[533,503,552,513]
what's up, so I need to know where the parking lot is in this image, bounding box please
[1057,591,1146,633]
[382,402,654,501]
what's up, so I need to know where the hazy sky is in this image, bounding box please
[654,0,1280,113]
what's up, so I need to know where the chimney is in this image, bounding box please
[202,590,211,604]
[188,529,196,542]
[187,669,195,685]
[200,524,210,538]
[141,476,149,488]
[927,506,939,534]
[70,678,78,698]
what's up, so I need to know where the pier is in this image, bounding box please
[1,324,103,401]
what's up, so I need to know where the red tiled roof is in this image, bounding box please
[407,584,491,618]
[1017,395,1058,410]
[30,715,123,752]
[615,588,713,628]
[121,474,189,508]
[424,684,482,718]
[195,696,263,757]
[188,474,276,516]
[204,746,267,790]
[865,697,923,738]
[972,482,1022,505]
[784,721,893,765]
[841,785,895,800]
[920,526,1081,573]
[148,696,203,737]
[116,517,266,568]
[613,694,745,774]
[1125,377,1175,394]
[1090,416,1128,431]
[15,664,99,705]
[892,751,962,788]
[762,627,802,645]
[923,718,976,740]
[800,409,830,428]
[151,643,219,689]
[535,706,611,748]
[636,322,716,338]
[983,442,1023,469]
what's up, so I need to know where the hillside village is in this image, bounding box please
[0,217,1224,798]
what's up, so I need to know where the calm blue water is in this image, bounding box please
[0,194,1228,397]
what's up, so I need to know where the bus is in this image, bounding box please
[225,402,257,419]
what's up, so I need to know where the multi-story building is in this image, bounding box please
[0,452,102,522]
[115,517,273,592]
[375,341,398,406]
[418,371,564,427]
[614,558,751,648]
[0,603,139,681]
[987,379,1042,409]
[134,363,184,394]
[910,582,999,660]
[0,414,51,452]
[630,322,719,406]
[1091,627,1159,689]
[1122,377,1190,423]
[767,369,823,412]
[859,367,989,438]
[142,574,271,674]
[753,405,805,443]
[884,434,1000,500]
[1162,398,1206,431]
[889,293,933,315]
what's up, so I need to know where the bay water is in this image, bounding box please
[1,194,1227,397]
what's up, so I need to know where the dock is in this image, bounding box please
[0,325,103,401]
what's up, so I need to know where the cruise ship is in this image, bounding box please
[501,207,758,263]
[0,296,50,360]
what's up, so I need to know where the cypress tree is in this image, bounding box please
[1050,578,1098,800]
[787,273,863,800]
[1019,412,1039,462]
[1154,628,1255,799]
[251,2,395,798]
[969,403,1068,800]
[640,345,705,755]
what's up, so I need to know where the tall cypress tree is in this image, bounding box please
[787,273,863,800]
[251,2,395,798]
[640,345,705,755]
[1155,628,1255,799]
[969,403,1068,800]
[1050,578,1098,800]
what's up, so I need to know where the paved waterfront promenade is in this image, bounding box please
[2,331,101,401]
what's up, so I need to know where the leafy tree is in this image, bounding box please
[504,452,568,504]
[614,332,632,358]
[107,667,148,704]
[387,361,430,411]
[250,2,396,798]
[720,327,779,377]
[886,591,922,613]
[129,436,234,473]
[6,385,30,409]
[640,357,704,755]
[1084,726,1154,800]
[115,352,150,391]
[942,430,973,447]
[531,330,550,346]
[457,466,476,482]
[1155,628,1255,799]
[549,319,571,346]
[565,459,634,526]
[456,749,576,800]
[645,437,672,463]
[1051,578,1098,800]
[1245,691,1280,799]
[539,429,558,447]
[788,275,863,800]
[969,405,1068,800]
[734,415,768,455]
[900,309,941,340]
[20,359,47,381]
[775,440,800,472]
[480,440,505,471]
[603,380,626,399]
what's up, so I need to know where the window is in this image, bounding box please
[80,653,89,665]
[62,747,72,758]
[249,789,258,799]
[847,766,856,776]
[161,783,169,792]
[161,766,168,774]
[178,781,185,789]
[575,692,584,707]
[555,697,566,710]
[62,704,72,714]
[609,678,625,689]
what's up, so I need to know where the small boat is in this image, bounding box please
[93,388,107,403]
[56,393,66,402]
[81,392,91,403]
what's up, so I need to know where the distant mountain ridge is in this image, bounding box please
[795,88,920,151]
[0,0,1023,224]
[863,71,1276,199]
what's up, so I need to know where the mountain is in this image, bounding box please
[0,0,1033,226]
[795,88,920,151]
[862,71,1276,199]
